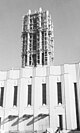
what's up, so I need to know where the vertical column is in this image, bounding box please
[27,32,30,66]
[39,8,42,65]
[61,65,67,130]
[46,11,49,65]
[49,76,57,132]
[27,11,30,66]
[39,30,42,65]
[33,77,42,131]
[51,22,54,65]
[64,65,77,130]
[22,48,25,67]
[22,16,24,67]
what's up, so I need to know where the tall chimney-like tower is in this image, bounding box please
[22,8,54,67]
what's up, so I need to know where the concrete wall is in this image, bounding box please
[0,64,79,132]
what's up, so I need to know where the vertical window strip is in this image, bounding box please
[42,84,46,105]
[74,83,79,129]
[57,82,62,104]
[0,87,4,107]
[13,86,18,106]
[59,115,63,130]
[0,117,1,129]
[28,85,32,105]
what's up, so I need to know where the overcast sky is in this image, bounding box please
[0,0,80,70]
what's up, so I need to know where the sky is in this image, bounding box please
[0,0,80,70]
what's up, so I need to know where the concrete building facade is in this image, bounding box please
[0,64,80,132]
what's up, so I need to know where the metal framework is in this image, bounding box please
[22,8,54,67]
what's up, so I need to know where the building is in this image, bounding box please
[0,8,80,133]
[22,8,54,67]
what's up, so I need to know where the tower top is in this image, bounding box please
[39,7,42,12]
[22,8,54,67]
[28,9,31,15]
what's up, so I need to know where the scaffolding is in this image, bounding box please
[22,8,54,67]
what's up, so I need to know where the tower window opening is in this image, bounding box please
[45,51,47,65]
[33,54,36,67]
[42,53,44,65]
[25,55,27,66]
[30,43,32,51]
[33,34,36,50]
[29,54,32,65]
[37,53,40,64]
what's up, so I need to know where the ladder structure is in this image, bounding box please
[22,8,54,67]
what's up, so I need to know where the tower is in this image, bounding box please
[22,8,54,67]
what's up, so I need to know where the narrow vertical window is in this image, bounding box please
[13,86,18,106]
[42,53,44,65]
[0,87,4,107]
[28,85,32,105]
[57,82,62,104]
[59,115,63,130]
[42,84,46,105]
[25,54,27,66]
[33,54,36,67]
[0,117,1,129]
[29,54,31,65]
[74,83,79,129]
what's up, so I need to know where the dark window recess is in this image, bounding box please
[0,117,1,129]
[33,34,36,50]
[42,84,46,105]
[74,83,79,129]
[33,54,36,67]
[25,54,27,66]
[59,115,63,130]
[13,86,18,106]
[42,53,44,65]
[0,87,4,107]
[57,82,62,104]
[28,85,32,105]
[29,54,31,65]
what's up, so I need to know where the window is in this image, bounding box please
[0,117,1,129]
[74,83,79,129]
[33,54,36,67]
[25,55,27,66]
[57,82,62,104]
[37,53,40,64]
[13,86,18,106]
[59,115,63,130]
[29,54,32,65]
[45,51,47,65]
[0,87,4,107]
[42,53,44,65]
[28,85,32,105]
[42,84,46,105]
[33,34,36,50]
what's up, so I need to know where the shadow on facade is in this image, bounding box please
[1,114,48,127]
[27,114,49,126]
[1,115,18,125]
[1,114,33,126]
[11,114,33,126]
